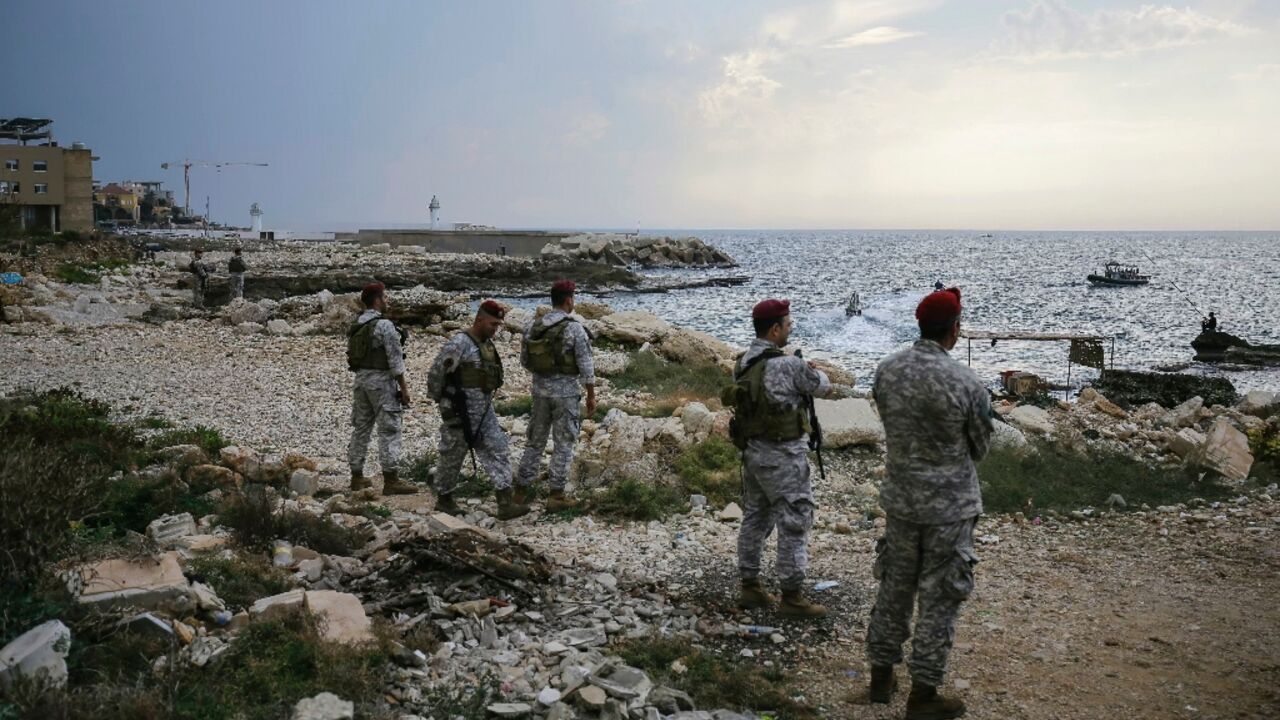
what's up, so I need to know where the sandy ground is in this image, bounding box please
[3,321,1278,720]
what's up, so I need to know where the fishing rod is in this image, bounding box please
[1138,247,1206,319]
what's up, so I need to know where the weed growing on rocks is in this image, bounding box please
[589,478,685,522]
[608,352,730,405]
[186,555,295,611]
[219,492,365,555]
[493,396,534,417]
[673,437,741,506]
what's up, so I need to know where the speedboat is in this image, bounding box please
[845,292,862,316]
[1087,262,1149,286]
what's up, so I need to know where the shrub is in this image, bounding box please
[672,437,741,506]
[589,478,684,522]
[1247,425,1280,482]
[95,474,217,535]
[617,636,815,719]
[494,396,533,417]
[145,426,227,458]
[186,555,294,611]
[609,352,730,404]
[219,493,365,555]
[979,442,1232,514]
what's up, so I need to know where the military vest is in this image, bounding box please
[722,348,810,450]
[228,256,246,273]
[346,316,391,371]
[525,317,579,375]
[453,332,504,392]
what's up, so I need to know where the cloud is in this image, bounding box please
[697,49,783,125]
[562,112,611,146]
[823,26,923,49]
[1002,1,1254,60]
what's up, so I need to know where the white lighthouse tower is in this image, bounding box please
[250,203,263,234]
[429,195,440,230]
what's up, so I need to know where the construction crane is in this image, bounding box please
[160,159,268,217]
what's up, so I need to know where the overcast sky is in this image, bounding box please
[5,1,1278,230]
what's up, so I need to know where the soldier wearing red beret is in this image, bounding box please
[727,298,833,619]
[347,282,417,495]
[864,286,991,718]
[426,299,530,520]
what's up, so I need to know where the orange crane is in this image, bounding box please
[160,159,268,217]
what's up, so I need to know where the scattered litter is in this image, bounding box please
[814,580,839,591]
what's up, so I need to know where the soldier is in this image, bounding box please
[228,247,247,300]
[427,300,529,520]
[514,279,596,511]
[864,287,992,719]
[346,282,417,495]
[729,299,832,619]
[188,249,209,309]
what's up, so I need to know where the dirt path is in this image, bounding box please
[794,509,1280,720]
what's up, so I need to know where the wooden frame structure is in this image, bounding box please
[960,329,1116,399]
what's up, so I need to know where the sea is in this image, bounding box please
[525,230,1280,395]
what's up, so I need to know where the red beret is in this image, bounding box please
[916,287,962,325]
[752,298,791,320]
[479,299,506,319]
[360,282,385,305]
[551,279,576,295]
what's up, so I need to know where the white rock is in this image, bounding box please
[0,620,71,691]
[1238,390,1277,418]
[267,318,293,335]
[680,402,715,437]
[990,420,1029,451]
[234,321,266,335]
[146,512,197,547]
[537,687,562,706]
[290,469,320,496]
[814,398,885,447]
[718,502,744,522]
[1169,396,1204,428]
[1166,428,1206,459]
[292,692,354,720]
[1007,405,1054,435]
[1194,417,1254,481]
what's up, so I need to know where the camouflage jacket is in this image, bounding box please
[873,339,993,525]
[735,338,831,457]
[521,309,596,398]
[427,331,496,425]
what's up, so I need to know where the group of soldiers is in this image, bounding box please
[187,247,247,309]
[344,280,988,720]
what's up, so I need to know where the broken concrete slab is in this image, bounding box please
[588,664,653,701]
[577,684,608,709]
[1238,390,1278,418]
[290,469,320,496]
[72,551,192,612]
[1194,417,1254,481]
[1168,396,1204,428]
[717,502,743,523]
[292,691,354,720]
[0,620,71,691]
[487,703,534,718]
[814,397,885,447]
[1166,428,1206,459]
[249,588,306,619]
[303,591,373,644]
[146,512,197,548]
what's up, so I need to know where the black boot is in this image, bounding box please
[905,682,966,720]
[435,492,462,515]
[869,665,897,704]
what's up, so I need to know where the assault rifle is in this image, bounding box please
[443,366,479,472]
[794,349,826,480]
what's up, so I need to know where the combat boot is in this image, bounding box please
[495,488,530,520]
[868,665,897,704]
[381,470,418,495]
[511,485,531,506]
[350,472,372,492]
[435,492,462,515]
[778,589,827,618]
[737,578,776,609]
[904,683,966,720]
[546,489,577,512]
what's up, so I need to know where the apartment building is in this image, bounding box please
[0,118,94,233]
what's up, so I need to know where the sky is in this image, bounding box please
[4,0,1278,230]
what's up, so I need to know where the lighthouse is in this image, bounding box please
[250,203,263,234]
[429,195,440,230]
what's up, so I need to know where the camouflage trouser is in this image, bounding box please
[347,376,403,474]
[191,281,206,309]
[866,515,979,687]
[435,405,513,492]
[737,444,814,592]
[515,395,581,491]
[230,272,245,300]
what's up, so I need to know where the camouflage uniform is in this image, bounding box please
[516,310,595,491]
[866,339,993,687]
[189,258,209,308]
[735,338,830,591]
[347,309,405,475]
[427,331,513,492]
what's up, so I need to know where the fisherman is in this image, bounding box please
[729,298,832,618]
[427,300,529,520]
[864,286,992,719]
[1202,311,1218,332]
[346,282,417,495]
[934,280,944,291]
[228,247,247,300]
[515,280,596,511]
[188,249,209,309]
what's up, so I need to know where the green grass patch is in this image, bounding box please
[145,426,227,458]
[672,436,741,507]
[95,474,219,535]
[588,478,685,522]
[186,555,295,611]
[979,442,1233,514]
[608,352,730,405]
[52,259,132,285]
[138,416,173,430]
[402,449,493,499]
[616,636,816,719]
[494,396,534,417]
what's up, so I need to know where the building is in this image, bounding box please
[0,118,94,232]
[94,183,141,224]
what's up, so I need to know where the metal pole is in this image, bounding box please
[1110,337,1115,371]
[1065,360,1072,401]
[967,338,972,366]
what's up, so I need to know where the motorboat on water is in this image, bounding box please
[1087,262,1149,286]
[845,292,862,316]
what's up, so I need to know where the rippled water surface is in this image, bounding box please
[530,230,1280,392]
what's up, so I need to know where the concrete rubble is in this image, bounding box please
[0,620,72,691]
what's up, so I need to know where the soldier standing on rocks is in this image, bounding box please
[514,279,596,511]
[729,298,832,619]
[188,249,209,309]
[427,300,530,520]
[864,287,992,719]
[346,282,417,495]
[228,247,247,300]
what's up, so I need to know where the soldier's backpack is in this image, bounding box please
[721,348,810,451]
[525,317,579,375]
[346,317,387,371]
[228,256,247,273]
